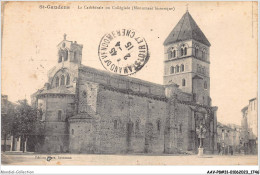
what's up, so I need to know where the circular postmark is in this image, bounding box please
[98,29,149,76]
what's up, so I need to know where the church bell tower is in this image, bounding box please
[163,11,211,106]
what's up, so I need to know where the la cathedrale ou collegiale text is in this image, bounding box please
[80,5,175,11]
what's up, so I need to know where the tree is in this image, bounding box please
[1,99,16,152]
[14,99,38,152]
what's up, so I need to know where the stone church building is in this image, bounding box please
[31,11,218,154]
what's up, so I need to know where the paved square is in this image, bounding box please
[1,153,258,165]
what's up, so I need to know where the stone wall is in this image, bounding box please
[37,94,75,153]
[96,87,167,154]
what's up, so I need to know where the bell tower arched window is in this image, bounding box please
[184,47,187,55]
[66,75,70,85]
[181,44,188,56]
[181,64,184,72]
[170,66,175,74]
[55,77,59,87]
[168,47,177,59]
[173,50,176,58]
[202,48,206,60]
[176,65,180,73]
[60,75,65,86]
[195,45,199,57]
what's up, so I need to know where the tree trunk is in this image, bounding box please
[22,135,25,153]
[3,133,7,152]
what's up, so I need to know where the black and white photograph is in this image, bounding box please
[0,1,259,174]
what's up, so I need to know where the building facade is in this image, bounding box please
[31,11,218,154]
[241,98,258,154]
[216,122,241,155]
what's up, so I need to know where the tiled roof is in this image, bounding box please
[164,11,211,46]
[38,86,75,95]
[69,113,92,119]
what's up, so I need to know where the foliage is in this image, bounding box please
[1,99,41,152]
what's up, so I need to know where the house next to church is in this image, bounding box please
[31,11,218,154]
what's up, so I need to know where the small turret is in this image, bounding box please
[57,34,83,65]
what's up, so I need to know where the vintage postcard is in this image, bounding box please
[0,0,259,172]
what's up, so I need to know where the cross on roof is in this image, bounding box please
[186,3,189,12]
[64,33,67,40]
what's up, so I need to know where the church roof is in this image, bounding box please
[163,11,211,46]
[38,86,75,96]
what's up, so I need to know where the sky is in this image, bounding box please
[1,1,258,125]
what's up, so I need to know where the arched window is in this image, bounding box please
[74,51,77,60]
[181,44,188,56]
[195,45,199,57]
[204,81,207,89]
[182,79,186,86]
[168,51,171,59]
[197,64,201,73]
[170,66,175,74]
[66,75,70,85]
[58,49,63,63]
[114,120,118,129]
[60,75,65,86]
[64,50,68,61]
[135,119,140,131]
[184,47,187,55]
[179,123,182,133]
[157,120,161,131]
[202,49,206,60]
[58,55,62,63]
[168,48,177,59]
[181,64,184,72]
[58,110,62,121]
[176,65,180,73]
[173,50,176,58]
[181,48,184,56]
[202,67,205,74]
[55,77,59,87]
[71,129,74,135]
